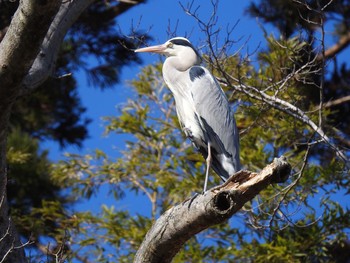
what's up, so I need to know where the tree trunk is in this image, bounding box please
[134,156,291,263]
[0,1,60,261]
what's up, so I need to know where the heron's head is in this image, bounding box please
[135,37,202,64]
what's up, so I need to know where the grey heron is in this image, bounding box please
[135,37,240,192]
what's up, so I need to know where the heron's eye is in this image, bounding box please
[167,43,174,48]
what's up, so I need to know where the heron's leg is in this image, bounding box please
[204,142,212,193]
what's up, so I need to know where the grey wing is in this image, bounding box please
[189,66,240,176]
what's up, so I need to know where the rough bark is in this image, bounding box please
[0,1,61,262]
[134,156,291,263]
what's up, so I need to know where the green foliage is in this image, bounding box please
[7,129,73,255]
[11,75,90,147]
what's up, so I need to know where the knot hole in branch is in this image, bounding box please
[213,190,236,213]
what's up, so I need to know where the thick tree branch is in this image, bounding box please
[0,0,60,97]
[21,0,96,92]
[21,0,146,93]
[134,156,291,263]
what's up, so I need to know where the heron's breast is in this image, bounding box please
[176,98,203,140]
[162,64,204,140]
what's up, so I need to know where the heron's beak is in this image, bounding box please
[134,44,167,54]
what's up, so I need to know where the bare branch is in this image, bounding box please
[269,145,311,229]
[318,31,350,60]
[0,237,33,263]
[294,0,350,60]
[217,77,350,169]
[332,127,350,149]
[323,95,350,108]
[134,157,291,263]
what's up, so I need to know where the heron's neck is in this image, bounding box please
[165,53,200,72]
[162,52,201,97]
[162,58,191,98]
